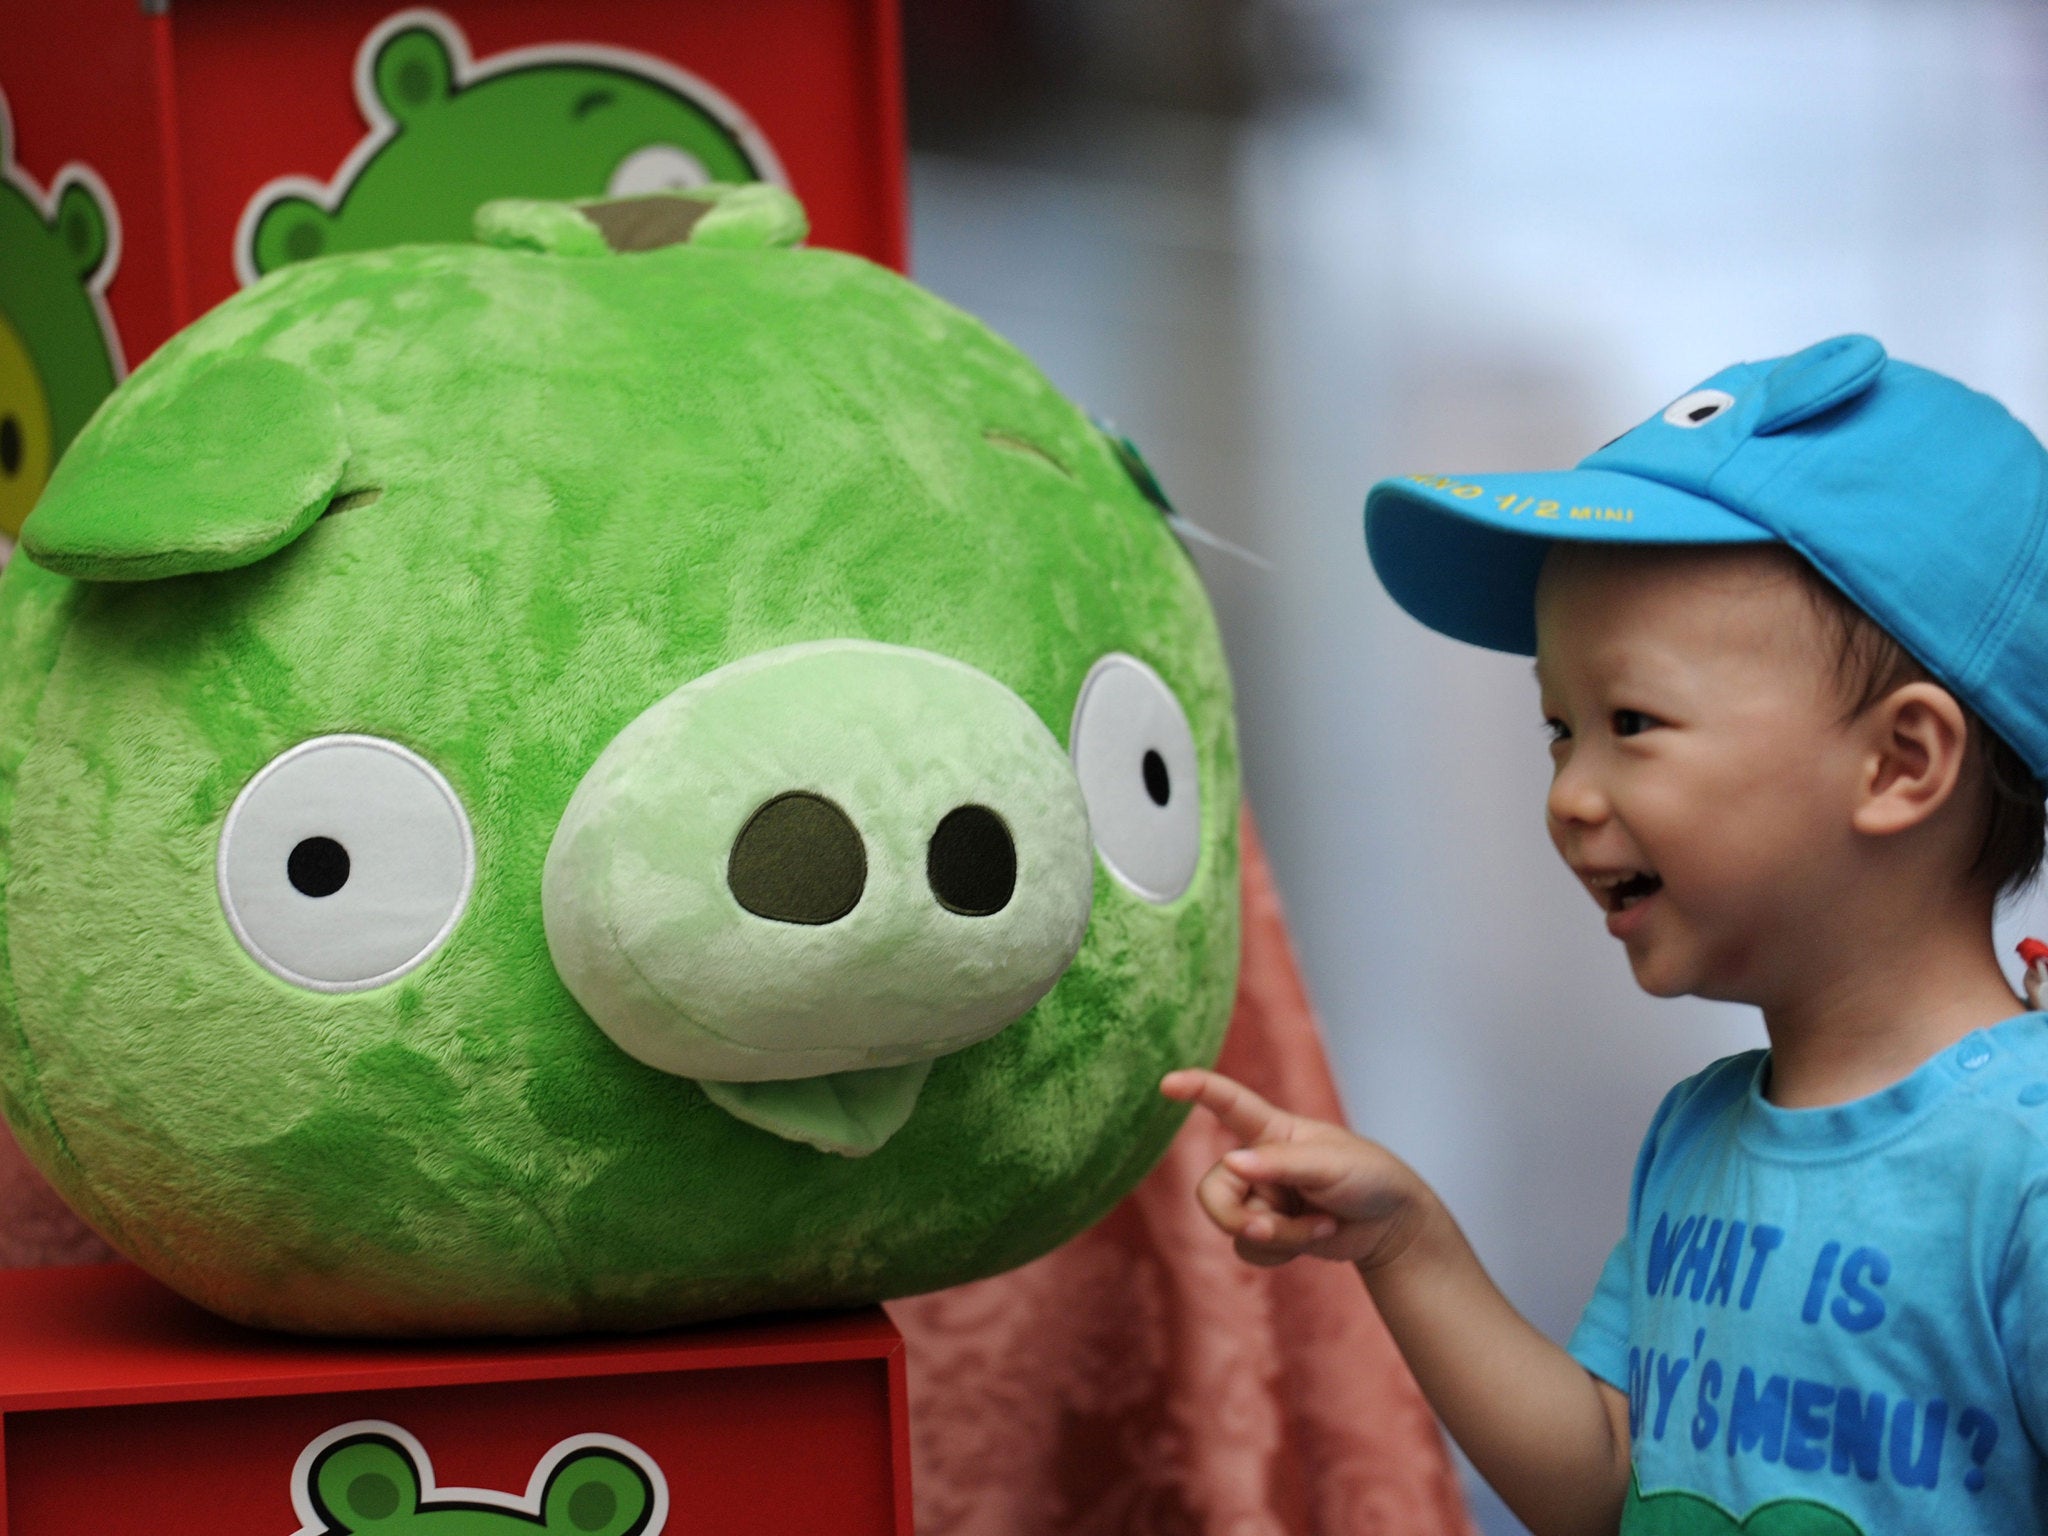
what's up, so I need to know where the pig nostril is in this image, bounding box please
[927,805,1017,917]
[728,792,867,925]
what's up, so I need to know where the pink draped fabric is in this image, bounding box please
[889,821,1475,1535]
[0,817,1471,1534]
[0,1118,113,1270]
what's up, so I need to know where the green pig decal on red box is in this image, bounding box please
[0,88,122,541]
[294,1422,663,1535]
[0,183,1240,1336]
[237,9,782,285]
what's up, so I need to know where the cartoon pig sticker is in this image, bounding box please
[0,89,121,542]
[238,10,780,283]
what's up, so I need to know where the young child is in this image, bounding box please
[1163,334,2048,1534]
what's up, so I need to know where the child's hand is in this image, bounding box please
[1160,1068,1434,1271]
[1167,1069,1633,1533]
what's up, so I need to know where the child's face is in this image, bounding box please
[1534,544,1866,1004]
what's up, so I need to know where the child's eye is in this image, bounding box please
[1543,717,1571,745]
[1612,708,1657,737]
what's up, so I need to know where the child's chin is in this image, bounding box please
[1624,949,1695,999]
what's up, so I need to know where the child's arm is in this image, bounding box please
[1160,1068,1632,1536]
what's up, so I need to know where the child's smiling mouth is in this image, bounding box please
[1584,869,1664,913]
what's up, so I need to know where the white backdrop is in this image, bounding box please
[911,4,2048,1526]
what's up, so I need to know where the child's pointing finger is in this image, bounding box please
[1160,1068,1297,1145]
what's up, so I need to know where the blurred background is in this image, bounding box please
[900,1,2048,1527]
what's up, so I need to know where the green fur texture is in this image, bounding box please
[0,197,1240,1335]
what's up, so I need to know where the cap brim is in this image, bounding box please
[1364,467,1776,654]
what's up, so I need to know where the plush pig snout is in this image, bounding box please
[542,640,1096,1152]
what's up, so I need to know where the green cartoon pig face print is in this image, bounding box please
[0,91,121,540]
[0,184,1240,1336]
[238,10,779,283]
[1623,1479,1863,1535]
[296,1424,662,1536]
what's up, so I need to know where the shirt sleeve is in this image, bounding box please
[1564,1070,1709,1393]
[1569,1234,1633,1390]
[1995,1175,2048,1452]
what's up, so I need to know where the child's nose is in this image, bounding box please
[1545,757,1610,829]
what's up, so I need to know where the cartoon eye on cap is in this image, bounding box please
[1663,389,1737,429]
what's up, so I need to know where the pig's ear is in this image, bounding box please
[21,354,349,581]
[475,183,808,256]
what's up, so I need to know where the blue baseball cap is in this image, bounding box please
[1363,334,2048,781]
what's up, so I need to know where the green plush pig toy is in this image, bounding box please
[0,184,1240,1336]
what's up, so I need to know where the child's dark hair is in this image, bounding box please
[1797,563,2046,898]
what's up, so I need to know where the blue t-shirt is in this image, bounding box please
[1570,1012,2048,1533]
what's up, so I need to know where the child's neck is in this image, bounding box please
[1760,894,2023,1109]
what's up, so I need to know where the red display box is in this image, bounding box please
[0,1265,911,1536]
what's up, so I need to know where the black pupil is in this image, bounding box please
[0,415,19,476]
[1687,404,1719,423]
[1142,749,1171,807]
[287,836,350,898]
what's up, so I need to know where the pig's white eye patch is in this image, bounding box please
[218,735,475,992]
[1662,389,1736,429]
[607,144,712,197]
[1069,653,1202,904]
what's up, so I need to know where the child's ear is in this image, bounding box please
[1851,681,1971,838]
